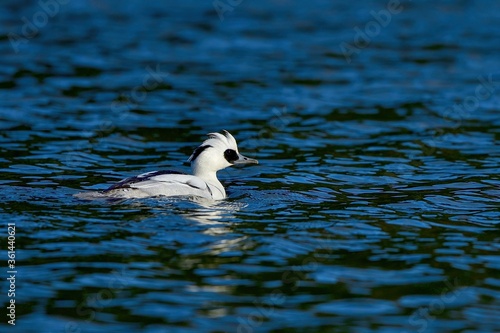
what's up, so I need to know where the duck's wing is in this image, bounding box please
[104,170,213,198]
[104,170,187,192]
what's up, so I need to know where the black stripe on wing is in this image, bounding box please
[103,170,187,192]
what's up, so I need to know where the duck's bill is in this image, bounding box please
[234,153,258,165]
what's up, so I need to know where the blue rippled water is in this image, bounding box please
[1,0,500,332]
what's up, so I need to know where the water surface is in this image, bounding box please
[1,0,500,332]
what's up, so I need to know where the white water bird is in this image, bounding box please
[79,130,258,200]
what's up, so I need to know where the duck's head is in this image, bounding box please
[188,130,258,175]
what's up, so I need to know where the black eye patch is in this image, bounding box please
[224,149,239,163]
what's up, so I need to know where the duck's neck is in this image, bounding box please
[192,166,226,199]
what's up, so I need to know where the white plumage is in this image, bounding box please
[77,130,258,200]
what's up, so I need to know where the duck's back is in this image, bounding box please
[103,170,219,199]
